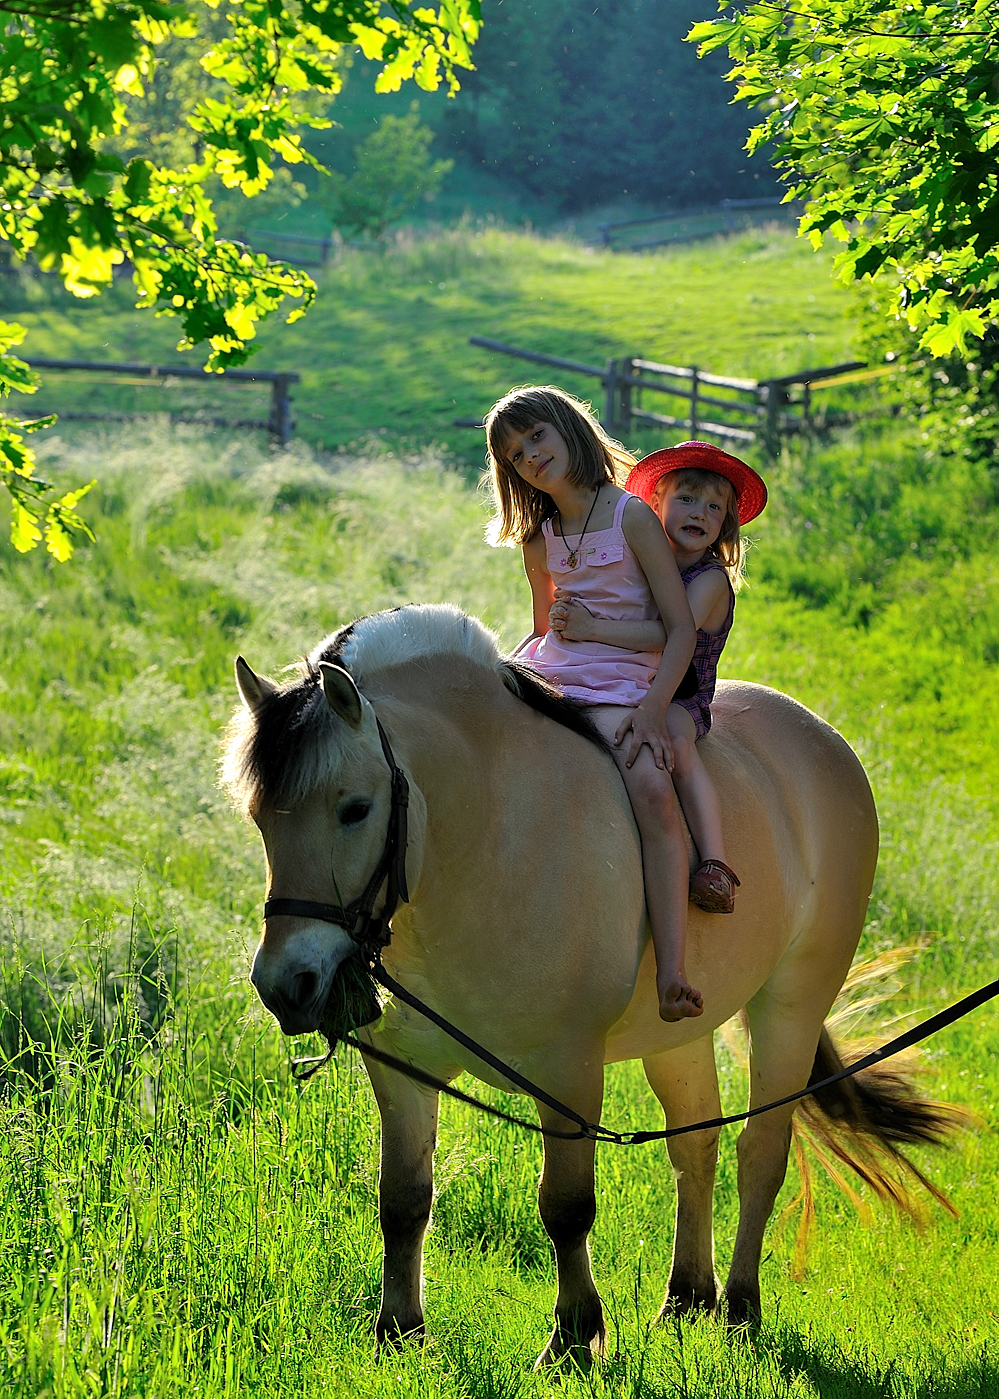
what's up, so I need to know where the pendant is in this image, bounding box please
[566,550,578,569]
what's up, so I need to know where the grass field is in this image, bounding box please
[2,227,998,1396]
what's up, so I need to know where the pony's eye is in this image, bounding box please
[340,800,372,827]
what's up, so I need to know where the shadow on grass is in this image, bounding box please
[772,1326,994,1399]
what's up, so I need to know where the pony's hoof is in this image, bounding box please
[658,1276,720,1319]
[534,1323,605,1373]
[724,1288,761,1332]
[374,1315,425,1356]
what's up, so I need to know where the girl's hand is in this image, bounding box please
[614,703,675,771]
[550,590,597,642]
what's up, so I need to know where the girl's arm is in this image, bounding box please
[616,498,697,770]
[552,567,728,646]
[550,592,666,650]
[684,569,731,634]
[509,532,555,656]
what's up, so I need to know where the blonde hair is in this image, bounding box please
[485,385,636,546]
[653,467,748,590]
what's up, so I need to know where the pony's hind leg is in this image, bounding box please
[643,1037,722,1318]
[364,1057,440,1350]
[725,990,828,1327]
[534,1071,606,1371]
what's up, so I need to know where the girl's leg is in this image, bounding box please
[666,704,727,865]
[589,706,702,1022]
[667,703,739,914]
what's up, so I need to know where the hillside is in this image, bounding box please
[5,227,852,456]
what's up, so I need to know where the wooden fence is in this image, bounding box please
[596,197,803,253]
[244,230,334,267]
[459,336,885,458]
[22,359,300,447]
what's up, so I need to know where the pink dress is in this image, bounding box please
[520,493,662,707]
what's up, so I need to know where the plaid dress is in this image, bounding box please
[674,557,734,739]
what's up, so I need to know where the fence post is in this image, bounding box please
[270,374,294,448]
[603,360,619,430]
[689,367,699,439]
[761,379,782,459]
[619,357,634,435]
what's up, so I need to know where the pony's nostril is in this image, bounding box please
[289,969,319,1010]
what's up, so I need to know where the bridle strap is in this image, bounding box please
[263,717,410,951]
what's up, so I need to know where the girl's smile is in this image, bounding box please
[505,421,569,489]
[656,481,729,564]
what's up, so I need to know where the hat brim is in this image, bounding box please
[625,442,767,525]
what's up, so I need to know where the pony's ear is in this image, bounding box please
[235,656,278,712]
[318,662,363,729]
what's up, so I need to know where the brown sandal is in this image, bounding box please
[689,860,741,914]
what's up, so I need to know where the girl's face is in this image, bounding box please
[503,420,570,493]
[655,476,731,560]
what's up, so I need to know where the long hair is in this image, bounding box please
[653,467,747,590]
[485,385,636,546]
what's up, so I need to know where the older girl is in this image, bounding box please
[485,385,702,1021]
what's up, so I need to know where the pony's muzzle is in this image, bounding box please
[250,920,355,1035]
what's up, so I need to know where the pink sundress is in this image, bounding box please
[519,493,662,707]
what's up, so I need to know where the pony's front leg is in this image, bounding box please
[534,1071,605,1371]
[364,1058,440,1349]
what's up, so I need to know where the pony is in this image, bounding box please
[222,603,956,1367]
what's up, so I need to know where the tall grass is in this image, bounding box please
[1,419,997,1396]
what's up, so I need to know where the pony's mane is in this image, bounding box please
[221,604,606,814]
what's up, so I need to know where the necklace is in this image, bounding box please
[557,487,600,569]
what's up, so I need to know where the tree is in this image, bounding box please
[322,106,452,239]
[0,0,480,557]
[439,0,778,211]
[689,0,999,359]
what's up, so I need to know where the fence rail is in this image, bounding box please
[596,197,803,252]
[245,229,334,268]
[461,336,874,456]
[21,358,300,446]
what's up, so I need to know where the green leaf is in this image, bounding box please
[10,497,42,554]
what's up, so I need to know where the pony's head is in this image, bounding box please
[223,637,402,1035]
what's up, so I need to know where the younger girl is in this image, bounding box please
[550,441,767,913]
[485,385,702,1022]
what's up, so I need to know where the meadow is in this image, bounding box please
[1,227,998,1397]
[3,225,854,456]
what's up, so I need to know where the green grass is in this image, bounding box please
[2,224,998,1396]
[3,226,854,456]
[1,410,998,1397]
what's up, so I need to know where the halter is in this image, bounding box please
[263,718,410,952]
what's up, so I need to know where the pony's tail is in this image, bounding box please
[780,1021,971,1279]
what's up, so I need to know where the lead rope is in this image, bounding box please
[296,959,999,1143]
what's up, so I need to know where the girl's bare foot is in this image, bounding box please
[658,978,704,1022]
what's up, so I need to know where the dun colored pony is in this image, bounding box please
[223,604,956,1366]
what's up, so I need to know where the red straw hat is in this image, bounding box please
[625,441,767,525]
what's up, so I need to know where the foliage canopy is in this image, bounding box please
[690,0,999,358]
[0,0,480,555]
